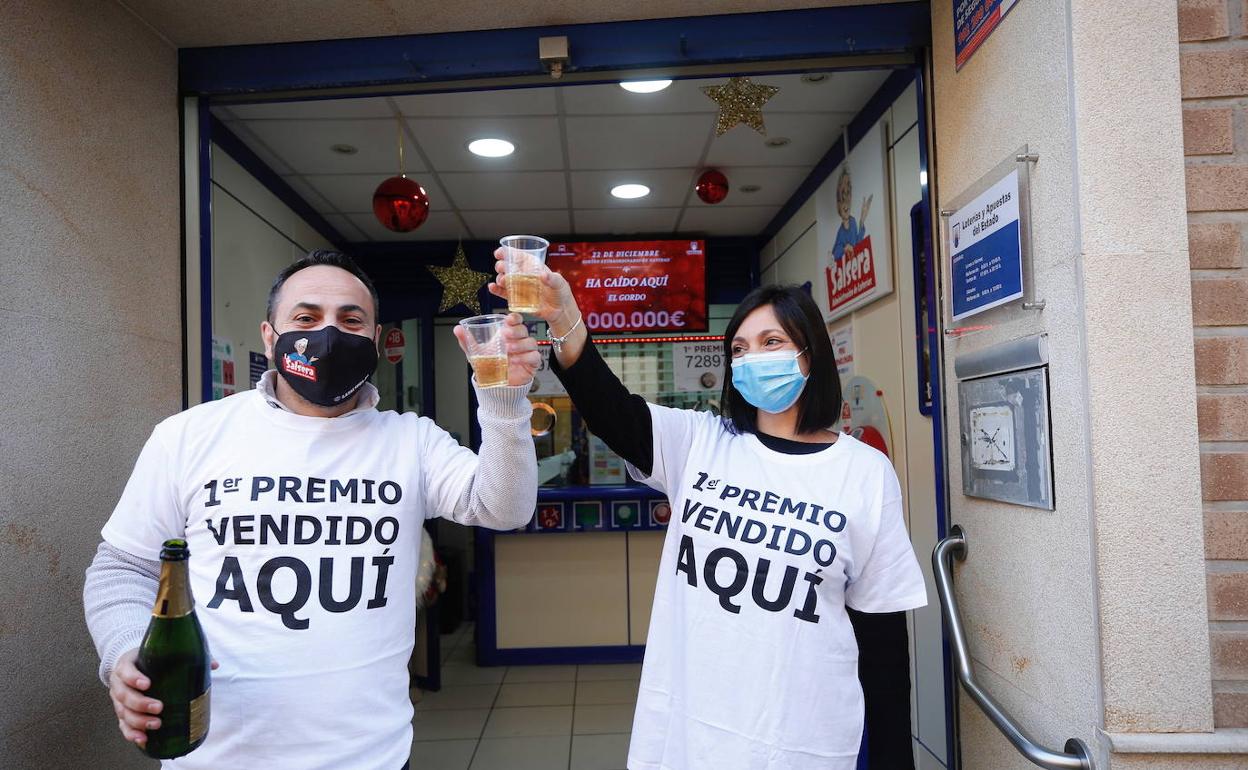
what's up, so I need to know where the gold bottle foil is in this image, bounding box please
[153,561,193,618]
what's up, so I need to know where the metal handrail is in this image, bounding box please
[933,525,1094,770]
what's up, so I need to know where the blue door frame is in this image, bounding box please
[179,4,950,766]
[179,4,929,96]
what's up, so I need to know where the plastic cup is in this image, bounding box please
[499,235,549,314]
[458,314,509,387]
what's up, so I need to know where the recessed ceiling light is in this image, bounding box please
[801,73,829,84]
[764,137,791,148]
[620,80,673,93]
[739,184,762,194]
[331,143,358,155]
[468,138,515,158]
[611,184,650,199]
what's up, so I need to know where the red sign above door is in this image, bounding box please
[546,240,708,334]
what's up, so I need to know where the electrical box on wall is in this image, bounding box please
[955,334,1055,510]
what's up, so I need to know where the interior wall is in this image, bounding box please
[0,1,179,767]
[760,81,945,768]
[887,99,946,770]
[210,147,332,393]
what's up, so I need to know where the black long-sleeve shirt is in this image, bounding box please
[550,338,917,770]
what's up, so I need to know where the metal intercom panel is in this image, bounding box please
[958,366,1054,510]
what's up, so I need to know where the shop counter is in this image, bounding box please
[474,486,672,665]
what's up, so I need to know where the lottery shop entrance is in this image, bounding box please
[182,7,951,767]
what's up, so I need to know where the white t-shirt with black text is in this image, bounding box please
[102,376,501,770]
[627,404,927,770]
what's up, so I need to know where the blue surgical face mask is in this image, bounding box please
[730,348,808,414]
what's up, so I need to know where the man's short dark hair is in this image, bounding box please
[266,249,380,323]
[720,284,842,436]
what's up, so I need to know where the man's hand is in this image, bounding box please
[500,313,540,386]
[110,648,160,747]
[452,313,539,387]
[109,648,218,747]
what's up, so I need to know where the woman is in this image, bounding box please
[492,259,926,770]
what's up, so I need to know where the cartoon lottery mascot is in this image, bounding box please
[825,169,877,313]
[832,169,872,265]
[282,337,319,380]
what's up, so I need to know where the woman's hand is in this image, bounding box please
[488,247,581,336]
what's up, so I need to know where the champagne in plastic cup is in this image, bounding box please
[458,314,509,387]
[507,273,542,315]
[500,235,548,314]
[469,354,509,387]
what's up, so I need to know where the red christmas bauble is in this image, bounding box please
[372,176,430,232]
[695,168,729,205]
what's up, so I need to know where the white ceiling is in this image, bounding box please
[212,70,889,242]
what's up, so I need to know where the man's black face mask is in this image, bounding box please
[273,326,377,407]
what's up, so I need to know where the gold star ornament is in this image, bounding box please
[427,244,491,314]
[702,76,781,136]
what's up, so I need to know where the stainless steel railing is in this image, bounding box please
[933,525,1094,770]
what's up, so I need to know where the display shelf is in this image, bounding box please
[502,486,673,534]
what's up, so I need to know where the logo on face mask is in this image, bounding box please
[282,338,319,381]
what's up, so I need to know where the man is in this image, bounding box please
[84,250,538,769]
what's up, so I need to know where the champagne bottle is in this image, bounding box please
[136,538,211,759]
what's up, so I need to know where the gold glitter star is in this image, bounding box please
[701,76,781,136]
[427,244,491,314]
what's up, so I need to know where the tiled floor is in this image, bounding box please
[410,623,639,770]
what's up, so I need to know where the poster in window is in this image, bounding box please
[817,120,893,322]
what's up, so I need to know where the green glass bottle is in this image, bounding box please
[135,538,212,759]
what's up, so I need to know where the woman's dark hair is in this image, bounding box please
[719,284,842,436]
